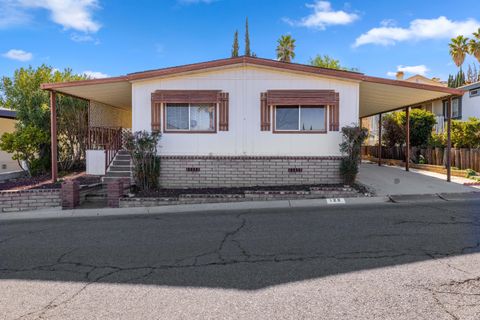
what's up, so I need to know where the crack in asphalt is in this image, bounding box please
[3,209,480,319]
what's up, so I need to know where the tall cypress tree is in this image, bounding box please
[245,17,251,56]
[231,30,239,57]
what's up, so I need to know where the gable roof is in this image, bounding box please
[40,56,464,117]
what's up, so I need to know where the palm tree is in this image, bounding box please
[468,28,480,63]
[449,35,469,68]
[276,35,296,62]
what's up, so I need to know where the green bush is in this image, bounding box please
[125,131,161,191]
[0,125,49,176]
[428,133,446,148]
[339,125,368,184]
[450,118,480,148]
[382,112,405,147]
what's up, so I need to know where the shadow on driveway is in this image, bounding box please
[1,200,479,290]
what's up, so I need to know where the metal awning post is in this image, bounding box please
[405,106,410,172]
[446,97,452,182]
[378,113,382,166]
[50,91,58,182]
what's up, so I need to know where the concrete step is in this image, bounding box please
[105,171,131,177]
[115,155,131,161]
[117,150,129,155]
[113,160,130,166]
[109,166,132,172]
[101,176,134,185]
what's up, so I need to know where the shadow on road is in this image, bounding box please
[1,201,479,290]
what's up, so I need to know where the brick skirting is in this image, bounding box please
[0,189,61,213]
[159,156,344,188]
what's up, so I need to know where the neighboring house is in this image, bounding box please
[0,109,22,173]
[404,74,447,87]
[41,56,462,188]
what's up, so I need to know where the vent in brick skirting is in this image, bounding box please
[186,167,200,172]
[288,168,303,173]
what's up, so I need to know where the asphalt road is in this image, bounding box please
[1,200,480,320]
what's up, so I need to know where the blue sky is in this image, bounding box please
[1,0,479,81]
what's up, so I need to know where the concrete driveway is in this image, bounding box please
[358,163,478,196]
[1,200,480,319]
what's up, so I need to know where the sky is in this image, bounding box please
[1,0,479,81]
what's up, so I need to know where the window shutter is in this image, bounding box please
[328,93,340,131]
[260,92,271,131]
[151,101,161,132]
[218,92,229,131]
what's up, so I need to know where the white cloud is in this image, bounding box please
[83,70,109,79]
[0,0,31,28]
[285,1,359,30]
[354,16,480,47]
[2,49,32,61]
[387,65,429,77]
[1,0,101,33]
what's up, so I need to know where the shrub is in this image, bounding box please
[382,112,405,147]
[382,109,436,148]
[124,131,161,191]
[428,133,446,148]
[339,125,368,184]
[450,117,480,148]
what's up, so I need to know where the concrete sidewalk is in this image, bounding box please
[358,163,479,196]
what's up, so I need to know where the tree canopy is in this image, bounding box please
[0,65,89,174]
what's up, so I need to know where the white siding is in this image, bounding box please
[462,91,480,120]
[132,66,359,156]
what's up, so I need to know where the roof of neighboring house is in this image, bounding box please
[404,74,447,87]
[0,109,16,119]
[459,81,480,91]
[40,56,464,117]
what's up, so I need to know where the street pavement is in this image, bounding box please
[1,199,480,319]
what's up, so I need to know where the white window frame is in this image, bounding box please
[164,103,216,133]
[470,89,479,98]
[274,105,326,133]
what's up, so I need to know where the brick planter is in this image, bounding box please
[0,189,61,213]
[119,186,366,208]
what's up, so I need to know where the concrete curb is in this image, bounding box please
[1,192,479,222]
[0,196,390,221]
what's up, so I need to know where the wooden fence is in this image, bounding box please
[361,146,480,172]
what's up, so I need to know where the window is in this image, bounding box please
[274,105,326,132]
[165,103,216,132]
[443,98,462,120]
[470,89,479,98]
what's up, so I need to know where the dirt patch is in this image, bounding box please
[0,172,101,191]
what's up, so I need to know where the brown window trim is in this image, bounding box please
[162,102,218,134]
[272,105,327,134]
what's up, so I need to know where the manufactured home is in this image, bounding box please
[41,56,463,187]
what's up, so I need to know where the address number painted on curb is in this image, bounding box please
[326,198,346,204]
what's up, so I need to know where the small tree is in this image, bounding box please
[276,34,296,62]
[339,125,368,184]
[124,131,161,191]
[244,17,251,56]
[231,30,239,57]
[398,108,436,147]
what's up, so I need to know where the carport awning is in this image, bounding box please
[41,77,131,110]
[359,76,463,118]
